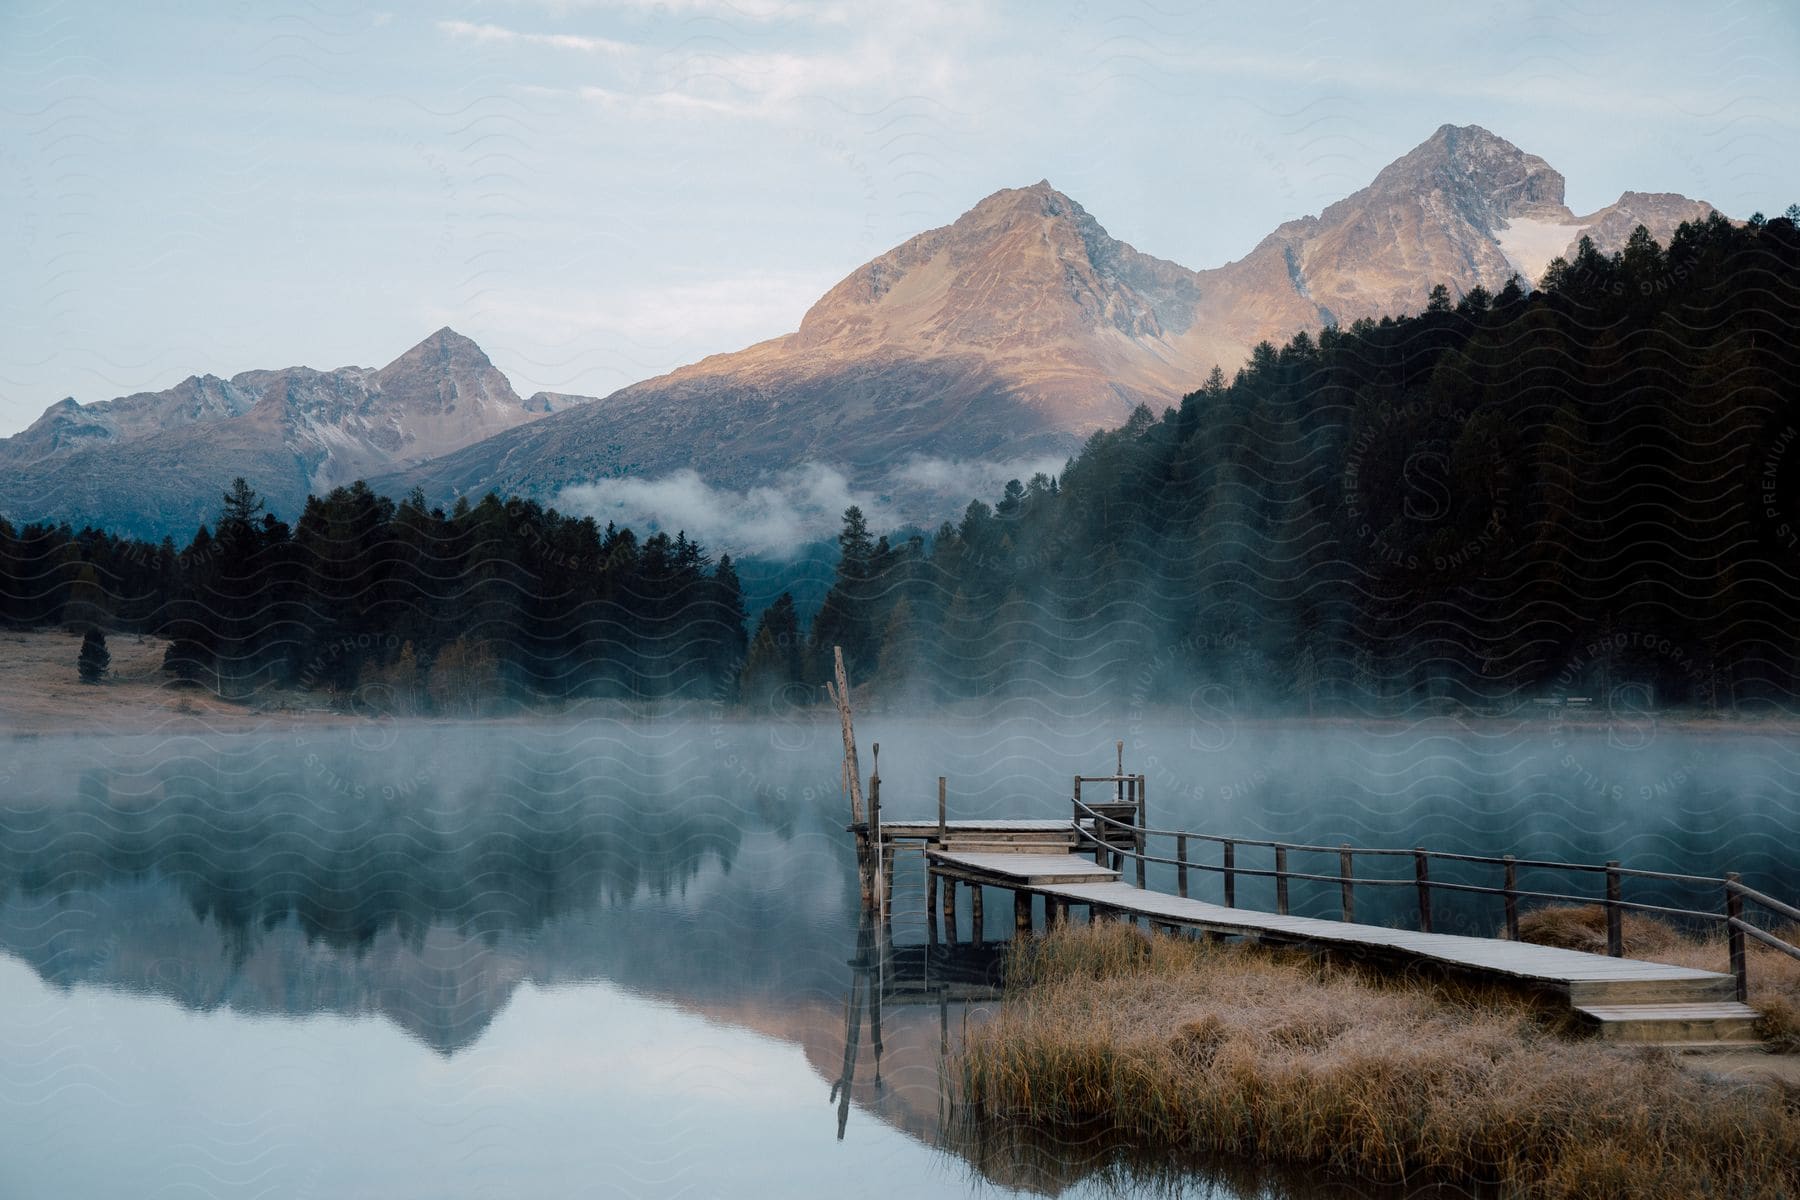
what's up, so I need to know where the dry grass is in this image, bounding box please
[1517,903,1800,1053]
[956,923,1800,1199]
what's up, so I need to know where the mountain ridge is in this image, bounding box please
[376,124,1720,526]
[0,328,583,538]
[1,124,1723,538]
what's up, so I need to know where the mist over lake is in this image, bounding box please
[0,716,1791,1197]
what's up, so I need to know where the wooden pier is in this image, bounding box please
[924,842,1759,1047]
[825,655,1799,1052]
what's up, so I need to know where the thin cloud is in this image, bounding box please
[490,0,855,23]
[577,84,755,118]
[437,19,635,55]
[465,270,834,351]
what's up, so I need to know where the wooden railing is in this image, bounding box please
[1070,793,1800,1003]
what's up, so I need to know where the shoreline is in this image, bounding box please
[8,628,1800,738]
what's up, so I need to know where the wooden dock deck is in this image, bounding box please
[919,839,1764,1048]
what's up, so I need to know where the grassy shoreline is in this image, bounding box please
[954,922,1799,1199]
[19,626,1800,737]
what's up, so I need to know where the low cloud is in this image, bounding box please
[558,464,897,558]
[557,455,1067,559]
[891,454,1067,500]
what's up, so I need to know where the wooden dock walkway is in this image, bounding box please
[821,666,1796,1053]
[925,846,1759,1046]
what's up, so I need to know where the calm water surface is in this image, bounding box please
[0,716,1794,1198]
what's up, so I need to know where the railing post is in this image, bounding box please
[1726,872,1748,1003]
[937,775,946,838]
[1222,840,1236,908]
[1502,855,1519,940]
[1339,845,1355,923]
[1134,775,1147,890]
[1605,861,1623,957]
[1176,834,1189,898]
[1413,847,1431,933]
[1275,845,1289,916]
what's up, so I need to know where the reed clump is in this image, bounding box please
[957,922,1800,1199]
[1514,901,1684,957]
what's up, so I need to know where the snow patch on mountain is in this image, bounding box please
[1495,216,1588,288]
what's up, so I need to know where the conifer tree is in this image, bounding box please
[77,627,109,684]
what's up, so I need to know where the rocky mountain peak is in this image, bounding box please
[369,327,520,420]
[959,178,1076,225]
[1368,123,1568,230]
[791,179,1200,354]
[376,327,494,382]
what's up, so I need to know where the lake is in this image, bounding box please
[0,715,1793,1198]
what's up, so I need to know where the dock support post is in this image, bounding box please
[870,744,885,920]
[1275,845,1289,915]
[1222,840,1236,908]
[1605,861,1623,957]
[1176,834,1189,899]
[970,886,984,941]
[1339,845,1355,923]
[1502,855,1519,939]
[1414,848,1432,933]
[943,878,958,943]
[883,853,895,928]
[1014,890,1033,935]
[1726,873,1748,1003]
[926,871,939,943]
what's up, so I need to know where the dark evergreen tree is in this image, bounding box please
[77,627,109,684]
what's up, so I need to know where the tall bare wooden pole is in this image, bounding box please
[827,645,864,826]
[828,644,875,911]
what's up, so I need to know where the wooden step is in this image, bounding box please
[1576,1001,1762,1046]
[1566,974,1738,1006]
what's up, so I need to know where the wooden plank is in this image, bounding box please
[1030,880,1735,993]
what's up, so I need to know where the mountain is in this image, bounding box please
[0,329,581,537]
[377,125,1718,521]
[4,125,1722,539]
[1186,125,1717,346]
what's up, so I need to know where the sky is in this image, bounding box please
[2,0,1798,436]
